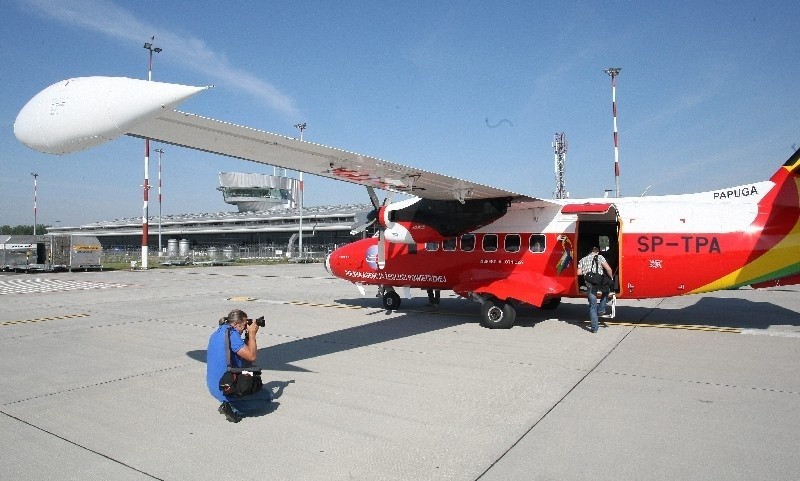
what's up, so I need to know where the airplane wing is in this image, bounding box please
[127,109,530,203]
[14,76,541,203]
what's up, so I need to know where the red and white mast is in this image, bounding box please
[141,36,162,269]
[604,67,621,197]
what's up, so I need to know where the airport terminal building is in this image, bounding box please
[46,172,372,259]
[48,204,371,258]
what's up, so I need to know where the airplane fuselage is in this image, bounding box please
[327,167,800,315]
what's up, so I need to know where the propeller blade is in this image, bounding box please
[367,186,380,210]
[356,283,366,296]
[349,210,376,235]
[377,230,386,270]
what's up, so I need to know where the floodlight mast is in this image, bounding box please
[604,67,621,197]
[31,172,38,235]
[294,122,307,259]
[154,148,164,255]
[141,36,162,269]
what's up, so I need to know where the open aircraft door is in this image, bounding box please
[561,203,621,292]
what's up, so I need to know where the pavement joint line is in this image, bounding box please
[0,313,90,327]
[601,371,800,395]
[2,363,195,406]
[475,322,638,480]
[0,410,164,480]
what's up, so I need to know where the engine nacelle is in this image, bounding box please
[378,197,510,244]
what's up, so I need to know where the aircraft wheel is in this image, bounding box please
[481,298,516,329]
[540,297,561,310]
[383,291,401,310]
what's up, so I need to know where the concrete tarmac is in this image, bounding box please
[0,264,798,480]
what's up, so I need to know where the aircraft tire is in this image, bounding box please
[383,292,401,310]
[540,297,561,310]
[481,298,516,329]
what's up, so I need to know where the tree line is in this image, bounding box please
[0,225,51,235]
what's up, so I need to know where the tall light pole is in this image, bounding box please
[154,148,164,255]
[31,172,38,235]
[141,37,162,269]
[604,67,621,197]
[294,122,306,259]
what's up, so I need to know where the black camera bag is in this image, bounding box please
[218,327,263,397]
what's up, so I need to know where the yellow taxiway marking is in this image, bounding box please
[593,319,741,333]
[287,301,364,310]
[0,313,90,327]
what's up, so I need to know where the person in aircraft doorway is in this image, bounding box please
[426,289,440,307]
[578,247,615,333]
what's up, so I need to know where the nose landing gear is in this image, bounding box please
[378,285,401,310]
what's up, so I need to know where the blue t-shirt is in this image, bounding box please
[206,325,246,402]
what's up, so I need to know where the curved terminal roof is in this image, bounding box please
[48,204,371,237]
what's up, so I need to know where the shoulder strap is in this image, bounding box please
[592,255,598,272]
[224,326,232,368]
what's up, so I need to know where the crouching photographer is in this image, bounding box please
[205,309,271,423]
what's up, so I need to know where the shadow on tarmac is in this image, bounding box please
[186,310,469,372]
[187,293,798,371]
[232,381,296,418]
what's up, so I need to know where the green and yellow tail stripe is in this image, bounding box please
[783,147,800,173]
[691,177,800,293]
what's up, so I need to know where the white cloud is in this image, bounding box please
[20,0,301,118]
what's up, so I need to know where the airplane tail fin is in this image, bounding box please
[748,146,800,288]
[774,146,800,179]
[785,147,800,172]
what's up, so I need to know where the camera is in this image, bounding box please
[247,316,265,327]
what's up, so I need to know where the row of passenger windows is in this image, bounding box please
[425,234,546,253]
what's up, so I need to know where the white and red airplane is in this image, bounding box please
[14,77,800,328]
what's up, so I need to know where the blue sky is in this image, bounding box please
[1,0,798,227]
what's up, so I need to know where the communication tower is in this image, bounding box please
[553,132,568,199]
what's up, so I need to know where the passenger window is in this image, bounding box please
[504,234,521,253]
[425,242,438,252]
[529,234,545,253]
[442,237,457,251]
[599,236,610,252]
[460,234,475,252]
[482,234,498,252]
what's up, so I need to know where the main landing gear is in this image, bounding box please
[376,287,562,330]
[478,296,562,329]
[480,297,516,329]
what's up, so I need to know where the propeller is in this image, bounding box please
[349,186,389,269]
